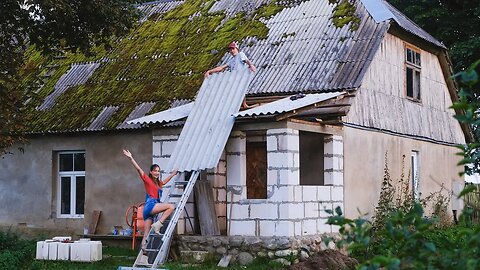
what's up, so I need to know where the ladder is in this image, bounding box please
[130,170,200,269]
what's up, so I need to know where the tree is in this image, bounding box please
[386,0,480,72]
[0,0,139,155]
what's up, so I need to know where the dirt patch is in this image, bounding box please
[286,249,358,270]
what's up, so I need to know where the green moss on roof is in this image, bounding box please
[23,0,289,133]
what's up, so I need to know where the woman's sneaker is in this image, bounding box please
[151,220,163,234]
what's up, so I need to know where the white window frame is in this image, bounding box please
[57,151,85,219]
[411,151,420,200]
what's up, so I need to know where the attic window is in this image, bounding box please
[405,46,421,101]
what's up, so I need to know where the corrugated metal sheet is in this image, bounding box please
[117,102,156,129]
[38,62,101,111]
[127,102,193,125]
[137,0,184,22]
[243,0,388,95]
[235,92,344,117]
[86,106,119,131]
[165,66,254,172]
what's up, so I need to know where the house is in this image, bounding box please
[0,0,468,260]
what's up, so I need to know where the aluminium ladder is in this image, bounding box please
[129,170,200,269]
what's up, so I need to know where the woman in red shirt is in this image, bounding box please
[123,149,178,253]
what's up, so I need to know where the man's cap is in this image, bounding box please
[228,42,238,49]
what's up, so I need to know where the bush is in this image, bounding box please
[0,230,35,269]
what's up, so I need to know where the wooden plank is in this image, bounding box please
[194,180,220,236]
[88,210,102,235]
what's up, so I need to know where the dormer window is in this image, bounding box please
[405,46,421,101]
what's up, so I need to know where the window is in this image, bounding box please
[299,131,324,185]
[405,46,421,101]
[58,152,85,218]
[411,151,420,200]
[246,140,267,199]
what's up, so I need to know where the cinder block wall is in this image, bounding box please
[227,129,344,237]
[152,133,228,234]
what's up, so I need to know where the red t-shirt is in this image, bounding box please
[141,173,163,199]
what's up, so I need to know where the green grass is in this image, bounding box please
[0,230,284,270]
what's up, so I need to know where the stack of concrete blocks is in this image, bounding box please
[36,237,102,262]
[226,129,344,237]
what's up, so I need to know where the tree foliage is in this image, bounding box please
[0,0,138,154]
[386,0,480,72]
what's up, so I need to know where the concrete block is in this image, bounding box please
[319,203,333,218]
[270,186,294,203]
[304,202,319,218]
[227,155,246,186]
[260,220,293,237]
[267,128,291,136]
[317,186,332,201]
[324,171,343,186]
[278,134,299,151]
[302,186,317,201]
[250,203,278,219]
[294,186,303,202]
[278,169,299,185]
[289,204,305,219]
[36,241,47,260]
[152,157,169,169]
[332,186,344,202]
[267,135,278,151]
[229,220,255,236]
[153,141,161,156]
[229,204,250,220]
[268,169,278,185]
[226,136,245,153]
[317,219,332,233]
[302,219,317,235]
[52,236,71,241]
[70,240,102,262]
[294,221,302,236]
[161,140,177,156]
[268,152,289,168]
[71,242,91,262]
[48,242,59,260]
[57,242,71,260]
[215,202,226,217]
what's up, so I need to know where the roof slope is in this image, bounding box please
[22,0,445,134]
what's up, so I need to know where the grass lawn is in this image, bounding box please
[27,246,283,270]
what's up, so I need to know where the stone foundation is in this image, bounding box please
[172,234,338,265]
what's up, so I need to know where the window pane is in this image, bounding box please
[414,70,421,100]
[415,52,421,66]
[406,48,412,63]
[61,177,71,214]
[74,153,85,171]
[59,154,73,171]
[76,176,85,215]
[406,67,413,98]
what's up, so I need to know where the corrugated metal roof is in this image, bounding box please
[362,0,445,49]
[165,66,254,172]
[27,0,449,134]
[117,102,156,129]
[86,106,119,131]
[137,0,184,22]
[37,62,101,111]
[235,92,344,117]
[127,102,193,125]
[244,0,389,95]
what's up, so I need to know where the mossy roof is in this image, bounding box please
[22,0,443,134]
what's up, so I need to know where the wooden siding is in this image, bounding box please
[345,33,465,144]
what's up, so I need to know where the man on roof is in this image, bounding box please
[204,41,257,108]
[204,41,256,77]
